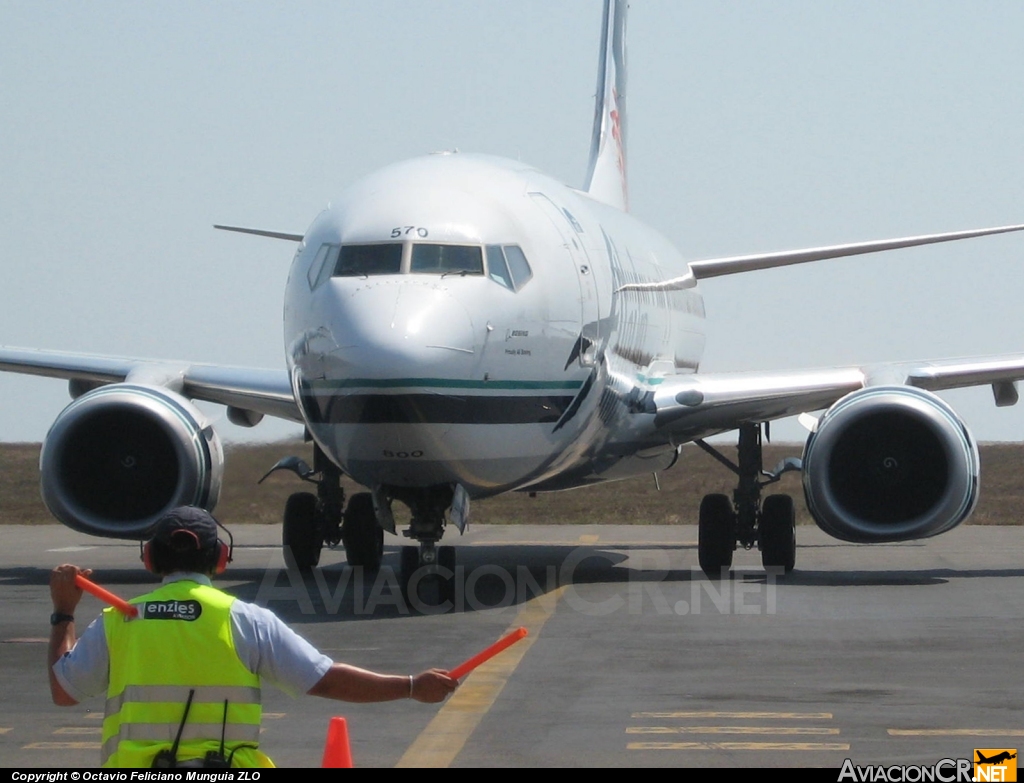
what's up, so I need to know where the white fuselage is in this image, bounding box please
[284,153,706,497]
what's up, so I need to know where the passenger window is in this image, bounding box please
[486,245,514,290]
[307,244,340,290]
[411,244,483,275]
[503,245,533,290]
[333,244,403,277]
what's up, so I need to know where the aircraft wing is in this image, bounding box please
[0,347,300,423]
[617,223,1024,293]
[647,353,1024,438]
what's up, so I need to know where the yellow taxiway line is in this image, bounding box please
[628,726,840,735]
[396,586,566,768]
[629,742,850,751]
[22,742,101,750]
[633,711,833,720]
[889,729,1024,736]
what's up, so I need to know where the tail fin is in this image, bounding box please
[583,0,629,212]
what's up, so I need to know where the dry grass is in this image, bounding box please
[2,441,1022,527]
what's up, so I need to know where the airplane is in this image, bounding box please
[976,752,1016,765]
[4,0,1024,597]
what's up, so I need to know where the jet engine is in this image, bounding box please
[39,384,224,539]
[802,386,978,543]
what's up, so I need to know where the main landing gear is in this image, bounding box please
[261,444,382,573]
[693,422,800,579]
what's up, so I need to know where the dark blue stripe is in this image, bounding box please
[302,393,575,425]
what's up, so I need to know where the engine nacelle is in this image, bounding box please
[40,384,224,539]
[802,386,978,543]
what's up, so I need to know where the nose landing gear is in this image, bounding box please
[389,485,458,607]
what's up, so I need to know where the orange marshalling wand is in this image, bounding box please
[449,627,528,680]
[74,574,139,618]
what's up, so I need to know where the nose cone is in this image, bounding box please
[325,280,477,378]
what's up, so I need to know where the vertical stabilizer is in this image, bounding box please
[584,0,629,212]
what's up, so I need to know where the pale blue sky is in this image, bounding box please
[2,1,1024,443]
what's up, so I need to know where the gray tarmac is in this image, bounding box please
[1,523,1022,768]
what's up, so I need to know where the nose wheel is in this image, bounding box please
[400,543,456,608]
[386,484,459,608]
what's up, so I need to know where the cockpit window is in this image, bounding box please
[485,244,532,291]
[307,243,340,290]
[322,241,529,287]
[411,244,483,275]
[503,245,533,289]
[333,244,403,277]
[486,246,514,289]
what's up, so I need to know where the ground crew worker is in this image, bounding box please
[48,506,458,768]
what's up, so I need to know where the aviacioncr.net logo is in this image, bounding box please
[838,758,973,782]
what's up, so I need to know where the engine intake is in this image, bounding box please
[802,386,978,542]
[40,384,223,539]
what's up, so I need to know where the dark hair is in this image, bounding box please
[147,529,219,576]
[146,506,224,576]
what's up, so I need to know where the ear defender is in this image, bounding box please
[212,539,231,575]
[212,519,235,575]
[141,539,155,573]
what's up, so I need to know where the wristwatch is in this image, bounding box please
[50,613,74,626]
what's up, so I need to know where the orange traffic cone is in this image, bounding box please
[321,716,353,768]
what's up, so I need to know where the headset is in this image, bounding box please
[141,518,234,576]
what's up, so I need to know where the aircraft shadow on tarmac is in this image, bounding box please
[8,543,1024,622]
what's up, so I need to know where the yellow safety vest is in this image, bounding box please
[101,580,274,768]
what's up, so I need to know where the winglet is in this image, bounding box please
[583,0,629,212]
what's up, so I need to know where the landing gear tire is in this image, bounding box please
[341,492,383,569]
[438,545,456,605]
[399,545,456,610]
[438,545,456,573]
[759,493,796,573]
[698,493,735,579]
[283,492,322,572]
[399,546,418,606]
[400,545,419,579]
